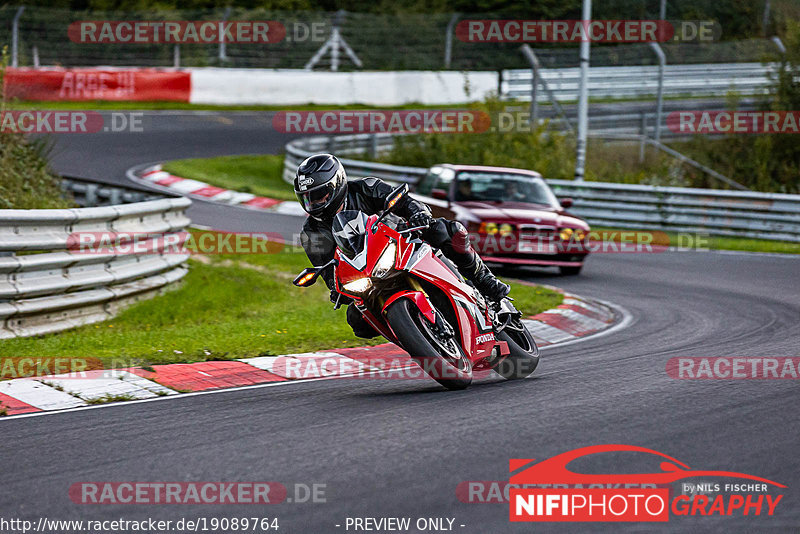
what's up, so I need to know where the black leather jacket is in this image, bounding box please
[300,177,431,290]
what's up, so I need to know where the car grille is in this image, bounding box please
[518,224,556,241]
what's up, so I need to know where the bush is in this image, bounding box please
[380,98,684,186]
[0,51,71,209]
[674,20,800,193]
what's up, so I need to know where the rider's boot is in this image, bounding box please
[459,251,511,302]
[443,221,510,303]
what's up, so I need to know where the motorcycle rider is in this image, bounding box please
[295,153,510,338]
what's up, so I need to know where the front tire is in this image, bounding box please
[492,319,540,380]
[385,298,472,390]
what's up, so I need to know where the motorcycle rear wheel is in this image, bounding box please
[385,298,472,390]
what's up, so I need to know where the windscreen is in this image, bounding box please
[454,172,559,207]
[332,210,370,259]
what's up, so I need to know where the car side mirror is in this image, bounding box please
[559,197,574,209]
[432,190,448,200]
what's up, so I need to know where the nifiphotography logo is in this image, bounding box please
[508,445,785,522]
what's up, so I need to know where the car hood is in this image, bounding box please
[457,201,586,228]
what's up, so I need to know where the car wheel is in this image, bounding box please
[559,265,582,276]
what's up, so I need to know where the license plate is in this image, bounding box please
[518,239,555,254]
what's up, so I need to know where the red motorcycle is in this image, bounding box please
[293,184,539,390]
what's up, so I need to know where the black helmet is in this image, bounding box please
[294,154,348,221]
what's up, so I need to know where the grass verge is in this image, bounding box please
[162,154,293,200]
[9,101,471,112]
[10,94,725,112]
[0,243,563,369]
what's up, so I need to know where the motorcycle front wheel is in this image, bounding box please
[385,298,472,390]
[492,319,540,380]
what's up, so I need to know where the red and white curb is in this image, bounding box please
[131,164,305,216]
[0,291,624,418]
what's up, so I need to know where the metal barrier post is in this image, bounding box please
[574,0,592,181]
[771,36,786,55]
[219,7,231,62]
[649,42,666,144]
[369,134,379,159]
[173,44,181,68]
[444,13,459,68]
[12,6,26,68]
[639,113,648,163]
[520,45,574,133]
[530,62,539,126]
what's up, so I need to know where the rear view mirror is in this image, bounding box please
[293,258,337,286]
[293,267,321,287]
[432,190,448,200]
[559,197,574,209]
[384,184,409,212]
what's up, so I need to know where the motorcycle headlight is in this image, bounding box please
[342,277,372,294]
[499,223,514,236]
[559,227,574,241]
[372,242,397,278]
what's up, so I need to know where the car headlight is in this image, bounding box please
[479,222,498,235]
[574,229,586,241]
[342,277,372,294]
[499,223,514,236]
[372,242,397,278]
[559,228,574,241]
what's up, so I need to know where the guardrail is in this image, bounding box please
[284,133,426,185]
[546,180,800,242]
[284,134,800,242]
[61,175,164,206]
[0,177,191,339]
[502,62,777,102]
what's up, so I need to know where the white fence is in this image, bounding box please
[502,62,776,102]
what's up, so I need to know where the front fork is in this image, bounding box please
[493,298,524,334]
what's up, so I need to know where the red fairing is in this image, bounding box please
[332,212,507,368]
[382,290,436,323]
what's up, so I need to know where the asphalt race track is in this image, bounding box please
[3,111,799,533]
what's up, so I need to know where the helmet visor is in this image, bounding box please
[298,181,337,214]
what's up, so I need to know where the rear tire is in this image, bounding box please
[385,298,472,390]
[492,320,540,380]
[559,265,583,276]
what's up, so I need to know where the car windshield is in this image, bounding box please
[454,172,558,207]
[332,210,369,259]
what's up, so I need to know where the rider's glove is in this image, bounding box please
[409,212,433,228]
[330,290,353,306]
